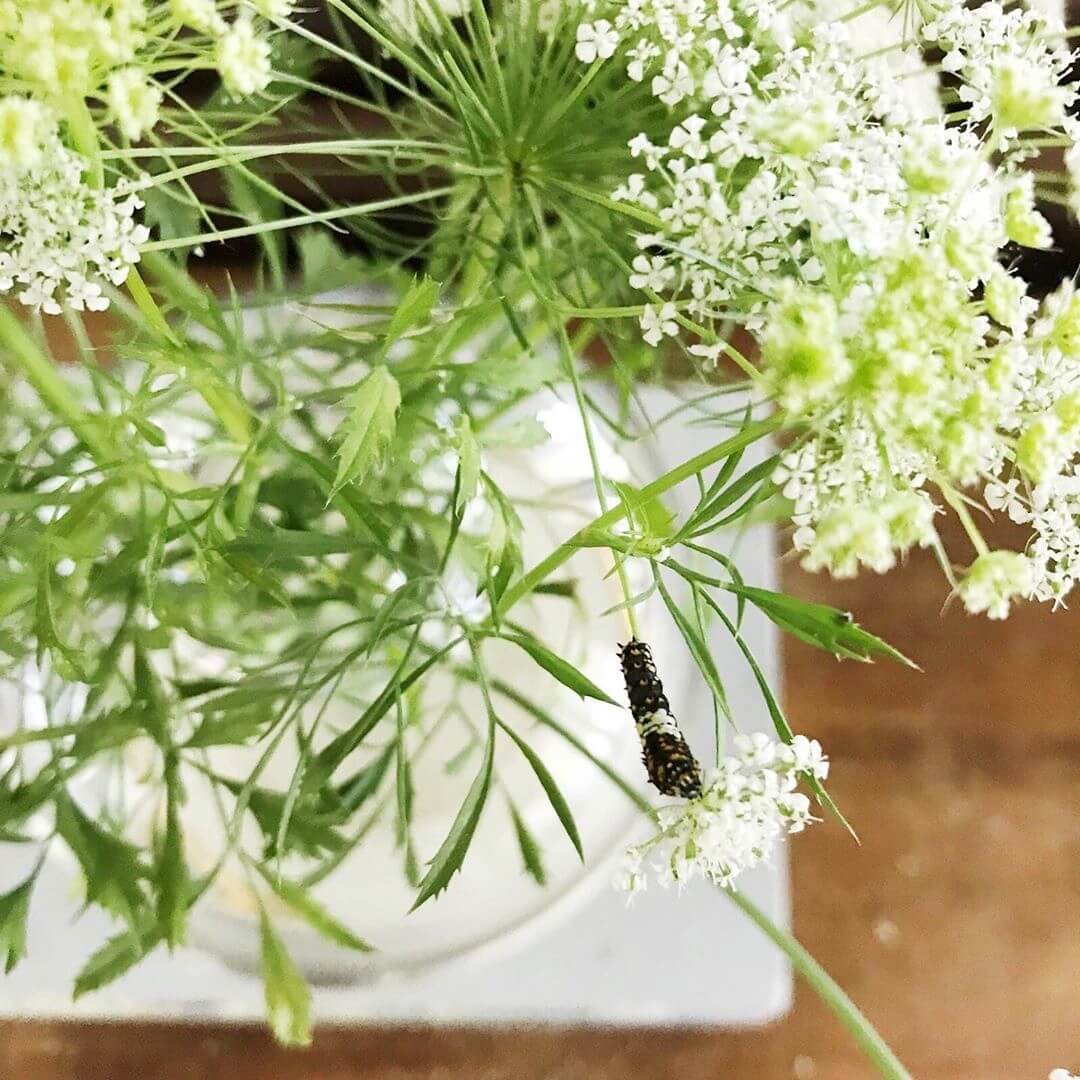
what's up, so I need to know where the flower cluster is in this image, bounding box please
[0,1,290,314]
[0,0,280,125]
[618,733,828,894]
[578,0,1080,617]
[0,131,149,314]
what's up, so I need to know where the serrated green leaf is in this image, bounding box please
[454,415,481,512]
[502,631,618,706]
[614,480,674,540]
[73,924,159,999]
[383,276,440,350]
[54,791,148,926]
[498,721,583,860]
[304,646,452,796]
[70,707,144,758]
[257,868,373,953]
[330,366,401,498]
[508,801,546,886]
[680,455,781,540]
[0,873,34,974]
[185,707,270,748]
[297,230,369,292]
[133,640,170,747]
[325,744,395,816]
[729,584,916,667]
[411,720,494,911]
[140,188,200,247]
[259,908,312,1048]
[223,527,376,561]
[700,592,858,842]
[221,552,291,608]
[35,559,87,681]
[220,781,347,861]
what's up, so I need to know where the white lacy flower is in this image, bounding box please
[0,96,53,171]
[170,0,226,34]
[1049,1070,1080,1080]
[575,20,618,63]
[0,0,148,100]
[640,301,678,346]
[217,16,272,97]
[107,67,163,141]
[922,2,1073,131]
[619,733,827,893]
[580,0,1080,615]
[0,136,149,315]
[985,477,1031,524]
[958,551,1034,619]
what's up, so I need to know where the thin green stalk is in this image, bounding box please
[459,173,513,305]
[63,96,104,188]
[126,266,179,345]
[560,324,640,639]
[724,887,912,1080]
[141,186,455,252]
[60,96,186,357]
[940,484,990,557]
[0,722,88,751]
[496,415,782,617]
[0,307,115,463]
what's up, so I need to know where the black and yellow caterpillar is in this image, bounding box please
[618,639,703,799]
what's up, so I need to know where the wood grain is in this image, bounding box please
[3,518,1079,1080]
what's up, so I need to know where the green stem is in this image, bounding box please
[940,484,990,557]
[63,96,103,189]
[496,415,782,617]
[142,186,456,253]
[0,722,88,751]
[724,887,912,1080]
[61,96,181,363]
[126,265,179,345]
[561,324,640,639]
[0,307,114,463]
[459,173,513,305]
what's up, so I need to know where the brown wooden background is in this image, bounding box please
[2,513,1077,1079]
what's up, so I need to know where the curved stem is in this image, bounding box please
[723,887,912,1080]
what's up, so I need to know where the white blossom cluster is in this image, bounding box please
[0,0,280,123]
[618,733,828,894]
[578,0,1080,618]
[0,133,149,315]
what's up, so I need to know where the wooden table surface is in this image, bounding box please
[3,516,1078,1080]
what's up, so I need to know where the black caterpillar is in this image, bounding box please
[618,639,703,799]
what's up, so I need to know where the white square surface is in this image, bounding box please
[0,388,790,1027]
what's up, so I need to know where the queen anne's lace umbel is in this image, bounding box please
[578,0,1080,616]
[0,135,149,315]
[618,733,828,894]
